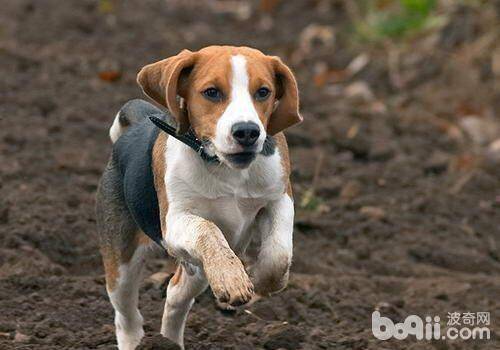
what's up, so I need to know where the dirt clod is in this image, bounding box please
[340,180,362,201]
[263,325,305,350]
[359,206,386,221]
[13,331,30,343]
[137,335,182,350]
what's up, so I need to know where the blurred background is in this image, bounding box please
[1,0,499,349]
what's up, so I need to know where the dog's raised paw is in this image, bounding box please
[205,256,254,307]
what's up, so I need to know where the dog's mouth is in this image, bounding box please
[222,151,257,169]
[203,141,257,169]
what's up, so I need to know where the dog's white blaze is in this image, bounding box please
[214,55,266,154]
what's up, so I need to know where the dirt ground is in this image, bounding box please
[1,1,500,349]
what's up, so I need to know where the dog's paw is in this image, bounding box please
[205,255,254,306]
[215,299,237,314]
[216,293,261,314]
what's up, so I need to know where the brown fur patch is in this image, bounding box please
[101,246,120,292]
[137,50,194,133]
[170,265,183,286]
[122,231,149,261]
[152,132,168,237]
[137,231,152,246]
[102,230,151,292]
[274,132,293,196]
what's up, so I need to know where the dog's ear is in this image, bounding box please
[267,57,302,135]
[137,49,195,134]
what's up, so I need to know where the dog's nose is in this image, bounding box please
[231,122,260,147]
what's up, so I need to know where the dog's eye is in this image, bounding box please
[254,87,271,101]
[202,87,223,102]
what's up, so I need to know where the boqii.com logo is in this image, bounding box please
[372,311,491,340]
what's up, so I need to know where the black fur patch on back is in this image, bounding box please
[112,101,166,247]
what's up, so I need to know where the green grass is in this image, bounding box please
[355,0,443,42]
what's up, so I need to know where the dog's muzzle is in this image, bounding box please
[224,151,257,168]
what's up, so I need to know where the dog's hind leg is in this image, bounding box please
[103,240,148,350]
[97,162,152,350]
[161,264,208,349]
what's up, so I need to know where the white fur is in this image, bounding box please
[164,137,284,259]
[108,246,148,350]
[253,194,294,289]
[160,136,292,347]
[109,112,122,143]
[214,55,266,155]
[161,265,207,349]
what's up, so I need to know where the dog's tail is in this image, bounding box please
[109,99,162,143]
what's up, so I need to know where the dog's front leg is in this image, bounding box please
[162,212,254,348]
[165,212,255,305]
[251,194,294,296]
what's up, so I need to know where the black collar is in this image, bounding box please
[149,116,219,163]
[149,115,277,163]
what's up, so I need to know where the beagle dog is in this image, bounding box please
[96,46,301,350]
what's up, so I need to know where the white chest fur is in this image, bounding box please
[164,137,284,248]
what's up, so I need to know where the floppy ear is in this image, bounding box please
[137,50,195,134]
[267,57,302,135]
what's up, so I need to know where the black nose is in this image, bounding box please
[231,122,260,147]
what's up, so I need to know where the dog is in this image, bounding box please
[96,46,302,350]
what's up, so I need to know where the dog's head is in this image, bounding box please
[137,46,301,169]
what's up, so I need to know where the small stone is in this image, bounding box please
[263,324,305,350]
[298,24,335,54]
[136,334,181,349]
[369,138,395,161]
[330,117,370,157]
[459,116,499,146]
[14,331,30,343]
[424,151,450,174]
[359,206,386,220]
[344,81,374,102]
[340,180,361,201]
[484,139,500,170]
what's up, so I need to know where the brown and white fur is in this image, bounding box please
[96,46,302,349]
